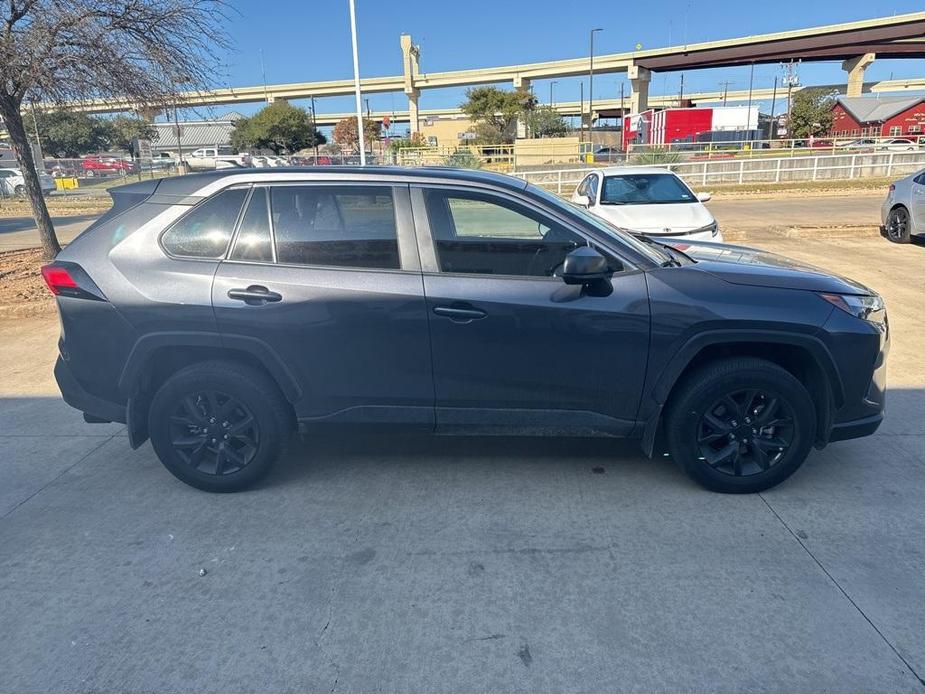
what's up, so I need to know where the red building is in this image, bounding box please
[830,96,925,139]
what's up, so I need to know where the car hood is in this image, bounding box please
[662,239,875,294]
[590,201,713,234]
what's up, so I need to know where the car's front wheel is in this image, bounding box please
[14,184,25,197]
[665,358,816,493]
[148,360,292,492]
[885,206,912,244]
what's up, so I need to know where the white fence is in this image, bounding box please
[515,151,925,195]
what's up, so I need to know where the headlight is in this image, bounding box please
[819,292,886,325]
[692,221,719,236]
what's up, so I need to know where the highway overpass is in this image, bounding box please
[65,12,925,132]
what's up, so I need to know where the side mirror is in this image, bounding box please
[696,191,712,202]
[561,246,612,286]
[573,194,591,208]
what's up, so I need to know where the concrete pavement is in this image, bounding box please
[2,232,924,692]
[0,214,99,251]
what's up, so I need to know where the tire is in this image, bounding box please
[885,206,912,244]
[14,184,25,197]
[665,358,816,493]
[148,360,292,492]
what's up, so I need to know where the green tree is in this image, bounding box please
[230,102,325,154]
[460,86,536,144]
[788,88,837,138]
[34,110,109,157]
[106,116,157,156]
[526,105,569,138]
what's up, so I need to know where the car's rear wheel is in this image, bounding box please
[14,184,25,197]
[148,360,291,492]
[885,206,912,244]
[665,358,816,493]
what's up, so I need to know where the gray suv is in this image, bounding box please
[43,167,888,493]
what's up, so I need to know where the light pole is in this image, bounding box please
[348,0,366,165]
[549,80,557,107]
[588,28,603,144]
[309,95,319,159]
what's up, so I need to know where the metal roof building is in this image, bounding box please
[151,112,243,154]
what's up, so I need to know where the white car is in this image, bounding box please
[0,167,56,197]
[571,167,722,242]
[878,138,921,152]
[881,169,925,243]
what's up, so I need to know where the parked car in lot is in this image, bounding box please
[0,167,56,196]
[44,167,888,494]
[881,169,925,243]
[187,147,251,171]
[572,167,722,242]
[81,156,135,175]
[877,138,921,152]
[592,146,625,163]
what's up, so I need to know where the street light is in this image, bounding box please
[348,0,366,165]
[549,80,558,107]
[588,28,603,144]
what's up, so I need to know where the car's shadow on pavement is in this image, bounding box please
[264,430,677,490]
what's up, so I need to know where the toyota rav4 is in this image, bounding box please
[44,167,888,493]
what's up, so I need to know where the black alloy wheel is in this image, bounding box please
[696,389,795,477]
[886,207,911,243]
[169,390,260,476]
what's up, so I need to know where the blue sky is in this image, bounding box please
[193,0,925,123]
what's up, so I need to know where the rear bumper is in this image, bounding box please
[54,356,126,424]
[828,413,883,442]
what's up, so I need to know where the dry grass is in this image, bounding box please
[0,248,56,319]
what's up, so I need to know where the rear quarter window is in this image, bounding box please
[161,187,249,258]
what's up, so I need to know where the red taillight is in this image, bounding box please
[41,265,78,295]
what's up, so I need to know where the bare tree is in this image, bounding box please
[0,0,231,259]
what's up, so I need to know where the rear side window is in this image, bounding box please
[270,185,399,269]
[162,187,248,258]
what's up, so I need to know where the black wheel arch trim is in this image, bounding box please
[639,329,845,457]
[118,331,303,404]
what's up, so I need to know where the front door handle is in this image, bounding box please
[433,304,487,322]
[227,285,283,305]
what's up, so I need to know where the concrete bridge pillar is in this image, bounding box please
[628,64,651,114]
[401,34,422,134]
[842,53,875,97]
[513,75,532,138]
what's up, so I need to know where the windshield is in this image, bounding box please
[600,173,696,205]
[525,183,670,265]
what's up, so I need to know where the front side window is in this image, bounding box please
[270,185,399,269]
[423,189,588,277]
[161,187,248,258]
[600,173,695,205]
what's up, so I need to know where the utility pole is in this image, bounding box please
[678,74,685,106]
[783,61,800,143]
[259,48,269,104]
[579,81,584,140]
[719,80,733,105]
[588,28,603,145]
[309,95,319,159]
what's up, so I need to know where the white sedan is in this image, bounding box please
[881,169,925,243]
[0,167,56,197]
[571,167,722,242]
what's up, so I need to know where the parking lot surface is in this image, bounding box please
[1,227,924,692]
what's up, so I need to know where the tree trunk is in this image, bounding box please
[0,96,60,259]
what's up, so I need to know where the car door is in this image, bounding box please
[911,172,925,231]
[211,182,434,427]
[411,185,650,435]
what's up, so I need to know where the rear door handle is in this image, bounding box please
[227,285,283,305]
[433,304,487,322]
